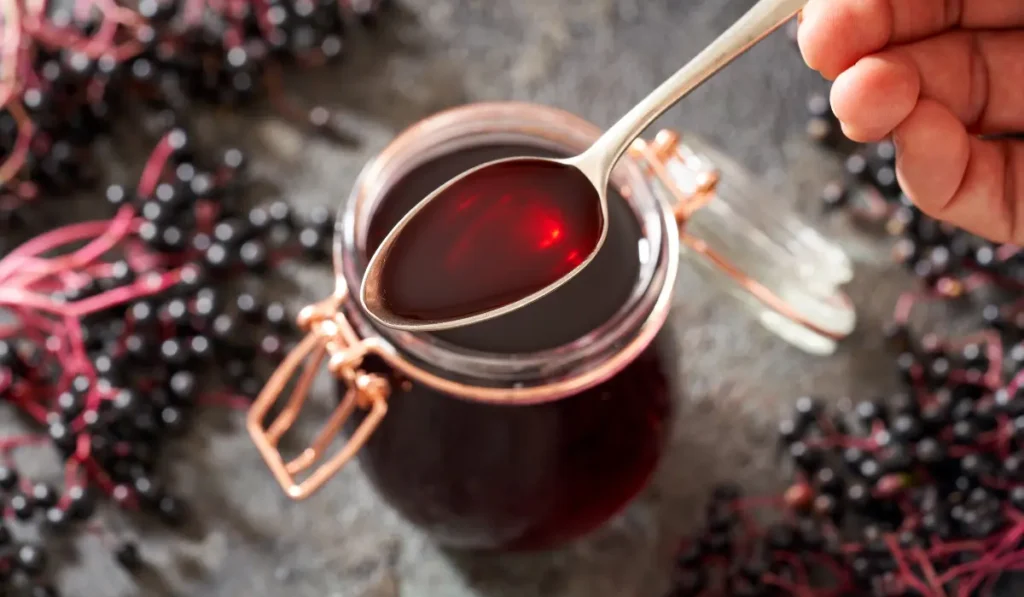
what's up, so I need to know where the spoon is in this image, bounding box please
[361,0,809,332]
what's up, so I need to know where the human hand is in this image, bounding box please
[797,0,1024,243]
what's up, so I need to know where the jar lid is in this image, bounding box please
[630,130,856,355]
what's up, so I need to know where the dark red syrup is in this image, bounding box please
[376,159,603,323]
[350,143,675,550]
[365,145,642,354]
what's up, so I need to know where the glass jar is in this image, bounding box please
[246,102,856,551]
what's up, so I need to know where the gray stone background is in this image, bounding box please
[9,0,960,595]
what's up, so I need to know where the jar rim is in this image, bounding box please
[333,102,678,389]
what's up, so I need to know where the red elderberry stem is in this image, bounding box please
[0,434,49,452]
[996,244,1020,261]
[138,136,175,196]
[69,267,185,318]
[761,573,814,597]
[9,392,50,425]
[911,547,947,597]
[891,292,920,325]
[883,535,934,597]
[80,455,138,509]
[1007,370,1024,397]
[199,393,252,411]
[955,552,1024,597]
[0,211,139,284]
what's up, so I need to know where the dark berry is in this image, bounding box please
[788,441,822,473]
[67,486,95,521]
[222,148,246,172]
[157,494,187,526]
[806,93,830,117]
[31,483,57,509]
[890,414,923,442]
[115,541,144,572]
[859,458,882,482]
[952,420,978,444]
[265,301,289,329]
[916,438,946,465]
[16,544,46,577]
[1012,487,1024,511]
[0,465,18,491]
[844,153,869,180]
[793,396,821,423]
[239,240,268,270]
[10,492,34,520]
[855,400,883,425]
[43,507,70,533]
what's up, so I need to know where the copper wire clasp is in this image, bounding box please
[632,130,720,223]
[246,289,390,500]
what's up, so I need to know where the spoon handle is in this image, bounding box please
[580,0,809,179]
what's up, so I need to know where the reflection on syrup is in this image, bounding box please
[378,159,603,323]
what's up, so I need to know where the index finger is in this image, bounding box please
[798,0,1024,80]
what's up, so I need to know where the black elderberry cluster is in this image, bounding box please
[0,0,387,248]
[673,363,1024,596]
[886,200,1024,297]
[0,133,336,595]
[667,43,1024,597]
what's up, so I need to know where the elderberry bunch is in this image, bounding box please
[0,129,335,596]
[665,39,1024,597]
[0,0,389,251]
[672,356,1024,597]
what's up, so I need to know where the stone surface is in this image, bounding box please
[10,1,951,596]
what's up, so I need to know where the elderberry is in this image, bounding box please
[0,123,338,595]
[667,76,1024,597]
[0,0,388,249]
[115,541,143,572]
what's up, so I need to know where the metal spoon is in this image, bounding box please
[362,0,809,332]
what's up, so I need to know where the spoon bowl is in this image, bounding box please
[361,0,809,332]
[361,154,609,331]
